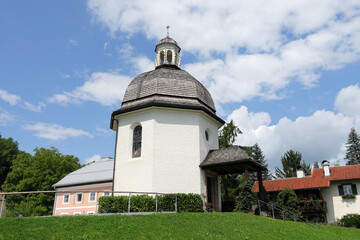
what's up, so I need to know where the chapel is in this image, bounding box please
[110,30,265,211]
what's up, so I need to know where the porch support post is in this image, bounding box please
[244,168,250,179]
[257,170,265,201]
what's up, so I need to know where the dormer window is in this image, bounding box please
[133,125,142,158]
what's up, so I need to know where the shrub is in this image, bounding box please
[158,194,175,211]
[130,195,156,212]
[98,193,203,213]
[340,215,360,228]
[235,179,255,213]
[276,188,302,220]
[176,193,203,212]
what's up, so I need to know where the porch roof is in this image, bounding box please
[200,146,267,175]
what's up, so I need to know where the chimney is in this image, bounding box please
[296,166,305,178]
[322,160,330,176]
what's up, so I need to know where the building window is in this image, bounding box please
[205,130,209,141]
[63,194,70,204]
[89,192,96,202]
[104,191,110,196]
[75,193,83,203]
[338,184,358,196]
[87,211,95,215]
[133,125,142,158]
[74,212,81,216]
[60,213,68,216]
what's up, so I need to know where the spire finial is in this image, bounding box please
[166,25,170,37]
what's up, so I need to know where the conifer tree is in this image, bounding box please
[275,150,302,178]
[251,143,272,180]
[345,128,360,165]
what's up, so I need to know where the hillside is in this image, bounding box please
[0,212,359,239]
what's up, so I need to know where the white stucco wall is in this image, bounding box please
[321,181,360,223]
[113,107,222,196]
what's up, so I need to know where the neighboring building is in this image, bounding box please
[52,158,113,216]
[110,33,266,211]
[253,161,360,223]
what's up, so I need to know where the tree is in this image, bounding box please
[300,160,311,176]
[275,150,302,178]
[218,120,242,206]
[345,128,360,165]
[0,134,19,187]
[250,143,272,181]
[313,161,319,169]
[2,147,81,216]
[218,120,242,148]
[235,178,255,212]
[276,188,302,220]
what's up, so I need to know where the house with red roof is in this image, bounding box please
[253,161,360,223]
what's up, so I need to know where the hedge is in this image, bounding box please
[340,215,360,228]
[98,193,203,213]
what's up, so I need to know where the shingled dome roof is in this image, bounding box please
[155,36,181,51]
[110,34,224,129]
[123,65,215,110]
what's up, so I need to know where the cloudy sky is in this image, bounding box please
[1,1,360,170]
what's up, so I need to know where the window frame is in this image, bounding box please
[75,192,83,203]
[103,191,110,197]
[132,125,142,158]
[89,192,96,202]
[62,193,70,204]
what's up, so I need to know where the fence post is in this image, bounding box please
[128,193,131,213]
[0,194,5,218]
[258,199,261,215]
[156,194,158,212]
[294,214,296,226]
[95,192,99,214]
[175,194,178,213]
[282,211,285,221]
[271,204,275,219]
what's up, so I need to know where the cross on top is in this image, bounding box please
[166,26,170,37]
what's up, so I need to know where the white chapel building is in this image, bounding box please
[110,33,266,211]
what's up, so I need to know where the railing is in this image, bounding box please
[0,190,181,218]
[256,199,323,230]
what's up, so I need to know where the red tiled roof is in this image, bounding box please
[253,164,360,192]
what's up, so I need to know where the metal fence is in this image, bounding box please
[0,190,181,218]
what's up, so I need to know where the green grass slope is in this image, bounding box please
[0,212,359,240]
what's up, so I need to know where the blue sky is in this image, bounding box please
[1,1,360,170]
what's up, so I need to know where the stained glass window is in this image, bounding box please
[133,125,142,158]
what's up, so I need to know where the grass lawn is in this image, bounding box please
[0,212,359,240]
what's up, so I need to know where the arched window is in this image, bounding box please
[133,125,142,158]
[167,50,172,64]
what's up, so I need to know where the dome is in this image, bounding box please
[122,65,215,111]
[110,33,224,129]
[155,36,181,52]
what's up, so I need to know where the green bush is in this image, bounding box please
[276,188,302,220]
[235,179,255,213]
[98,196,128,213]
[158,194,176,211]
[176,193,203,212]
[340,215,360,228]
[130,195,156,212]
[98,193,203,213]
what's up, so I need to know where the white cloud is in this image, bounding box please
[335,84,360,118]
[85,154,102,164]
[23,102,46,112]
[87,0,360,104]
[96,126,113,136]
[23,122,93,140]
[0,89,21,105]
[49,72,131,106]
[0,110,16,126]
[228,106,356,170]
